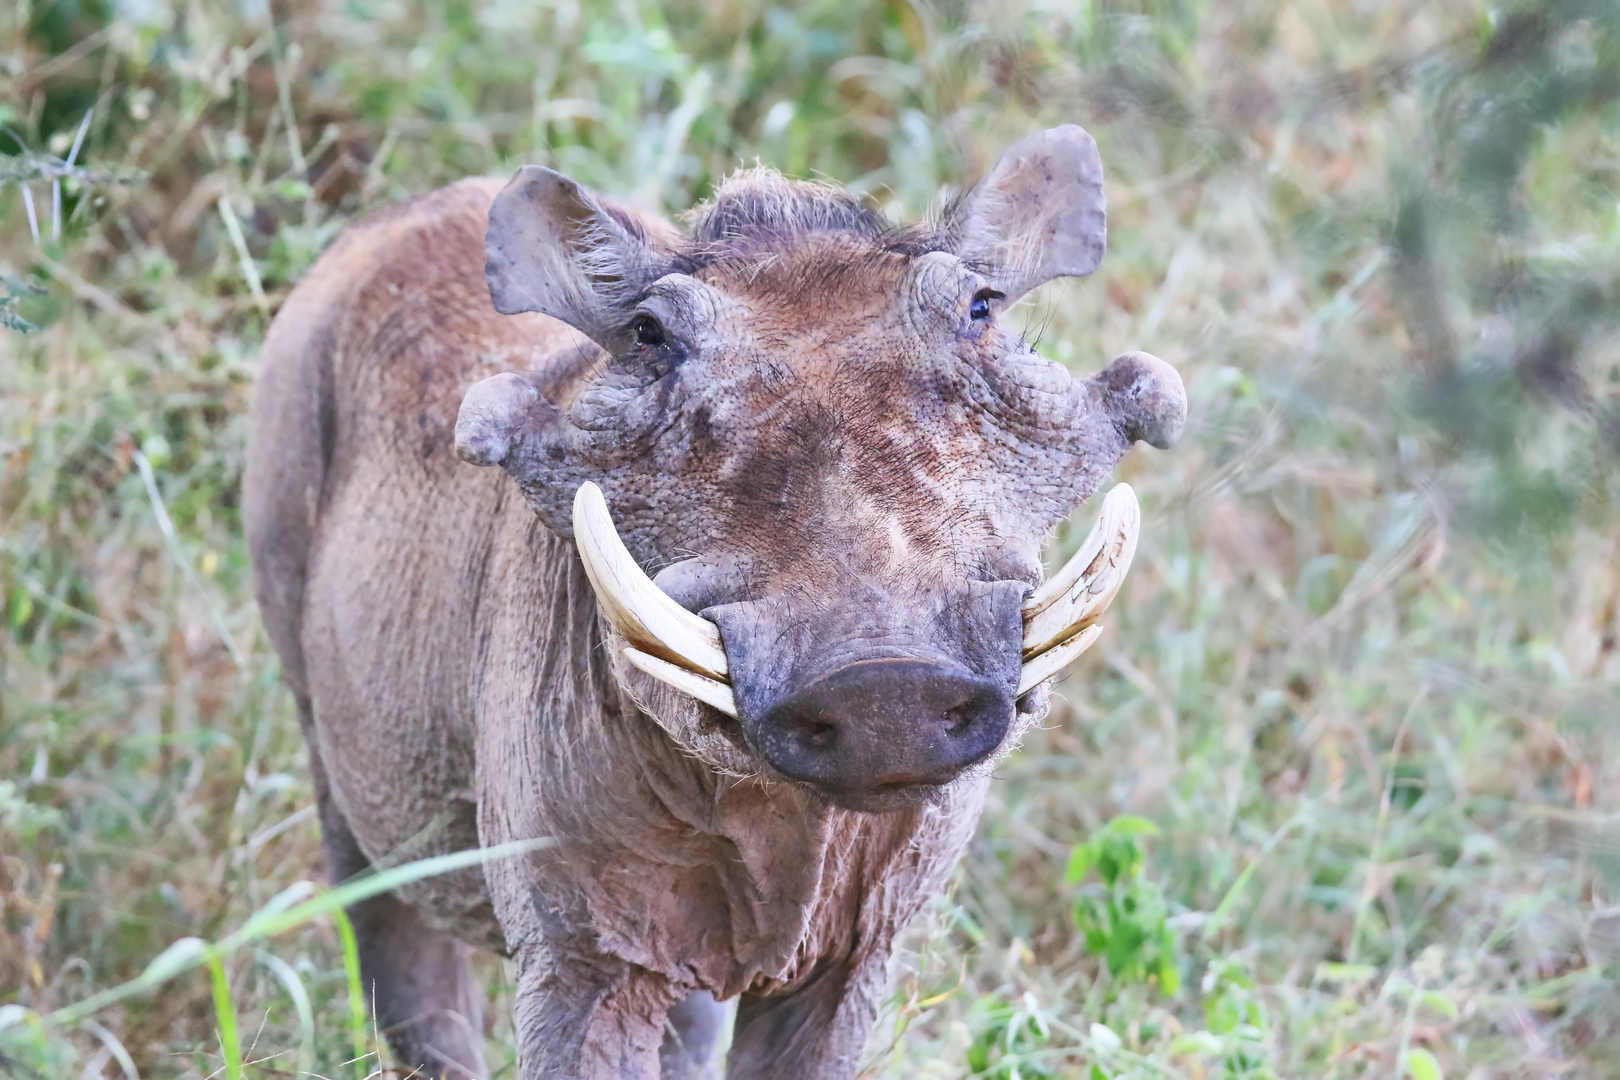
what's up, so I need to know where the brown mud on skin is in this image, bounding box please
[244,125,1185,1079]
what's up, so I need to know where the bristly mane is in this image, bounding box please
[589,167,950,310]
[690,169,891,241]
[674,168,941,268]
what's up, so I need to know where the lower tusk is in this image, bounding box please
[1022,484,1139,659]
[1016,624,1103,696]
[573,482,730,680]
[625,648,739,717]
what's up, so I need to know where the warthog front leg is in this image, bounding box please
[301,698,488,1079]
[724,954,888,1080]
[344,888,489,1078]
[512,941,690,1079]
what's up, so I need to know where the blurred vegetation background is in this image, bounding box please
[3,0,1619,1076]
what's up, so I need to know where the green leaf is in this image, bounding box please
[10,590,33,629]
[139,434,171,469]
[333,907,370,1079]
[1157,940,1181,996]
[46,836,553,1027]
[1066,842,1095,883]
[255,950,315,1076]
[207,953,242,1080]
[0,306,38,333]
[0,270,46,297]
[1406,1047,1443,1080]
[1314,962,1377,985]
[1169,1031,1223,1055]
[1104,816,1162,837]
[1417,991,1459,1020]
[140,937,207,983]
[274,178,314,200]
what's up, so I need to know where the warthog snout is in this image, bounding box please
[705,578,1027,807]
[755,660,1011,795]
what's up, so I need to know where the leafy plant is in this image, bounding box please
[965,991,1056,1080]
[1067,816,1182,997]
[1173,958,1276,1079]
[0,268,43,333]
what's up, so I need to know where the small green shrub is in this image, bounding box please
[1067,816,1181,997]
[1183,958,1275,1079]
[0,268,43,333]
[965,991,1056,1080]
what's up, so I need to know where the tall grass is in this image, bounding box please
[3,0,1617,1076]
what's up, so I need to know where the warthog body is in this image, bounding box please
[244,126,1185,1078]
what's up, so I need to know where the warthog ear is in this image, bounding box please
[485,165,664,350]
[946,125,1107,302]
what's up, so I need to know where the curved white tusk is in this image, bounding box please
[573,482,730,680]
[1021,484,1140,659]
[624,648,739,716]
[1016,624,1103,696]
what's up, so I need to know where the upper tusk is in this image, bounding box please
[1016,624,1103,696]
[573,482,730,681]
[1021,483,1140,660]
[624,648,738,717]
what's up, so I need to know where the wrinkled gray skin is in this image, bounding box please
[243,126,1186,1080]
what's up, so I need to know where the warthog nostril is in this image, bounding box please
[755,659,1013,797]
[785,720,838,752]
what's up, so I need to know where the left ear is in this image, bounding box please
[485,165,668,352]
[945,125,1107,302]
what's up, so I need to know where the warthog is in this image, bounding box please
[243,125,1185,1079]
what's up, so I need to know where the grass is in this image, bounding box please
[2,0,1618,1076]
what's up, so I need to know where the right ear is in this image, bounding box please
[485,165,663,351]
[944,125,1108,303]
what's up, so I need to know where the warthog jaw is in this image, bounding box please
[571,479,1143,717]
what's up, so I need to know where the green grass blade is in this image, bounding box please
[254,949,315,1076]
[331,907,370,1080]
[224,837,554,950]
[81,1019,140,1080]
[43,836,552,1028]
[206,952,243,1080]
[1202,814,1308,941]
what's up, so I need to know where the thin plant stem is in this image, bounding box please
[207,953,244,1080]
[331,907,369,1080]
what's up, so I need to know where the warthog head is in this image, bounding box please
[456,126,1185,810]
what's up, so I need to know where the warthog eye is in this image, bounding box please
[970,289,1001,321]
[631,314,666,347]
